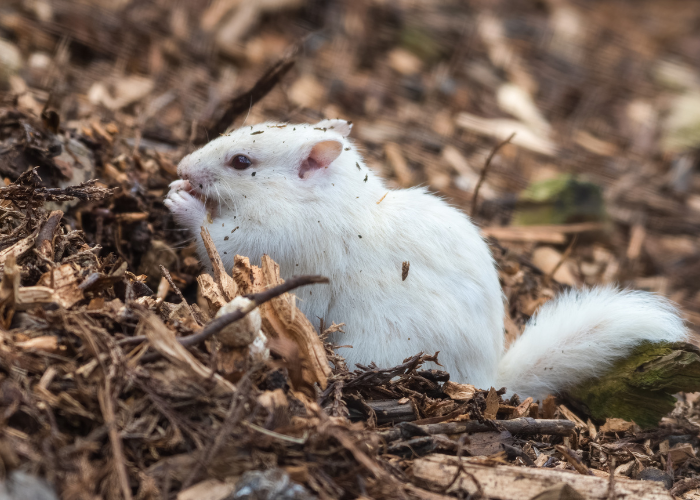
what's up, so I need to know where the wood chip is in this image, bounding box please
[600,418,635,433]
[667,444,695,465]
[484,387,500,419]
[558,405,587,430]
[259,255,331,389]
[442,381,476,402]
[136,309,236,395]
[16,336,58,352]
[197,273,228,313]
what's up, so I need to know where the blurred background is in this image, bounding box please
[1,0,699,333]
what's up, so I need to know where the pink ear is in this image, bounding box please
[299,140,343,179]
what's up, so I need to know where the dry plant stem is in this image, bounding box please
[179,275,328,348]
[547,235,577,283]
[98,378,133,500]
[470,132,516,216]
[314,406,395,484]
[204,47,297,140]
[181,376,252,490]
[441,436,484,496]
[666,451,674,480]
[0,168,116,202]
[158,264,199,324]
[607,457,616,500]
[556,444,592,475]
[378,417,575,442]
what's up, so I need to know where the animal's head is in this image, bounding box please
[176,119,358,217]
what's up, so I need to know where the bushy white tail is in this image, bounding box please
[496,287,688,400]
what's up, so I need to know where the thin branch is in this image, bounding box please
[607,456,616,500]
[377,417,575,442]
[200,45,298,142]
[470,132,516,217]
[555,444,593,475]
[118,275,329,353]
[546,235,577,284]
[98,379,133,500]
[178,275,328,349]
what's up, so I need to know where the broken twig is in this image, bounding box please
[120,275,329,360]
[159,264,200,325]
[471,132,515,217]
[378,417,575,442]
[202,48,297,141]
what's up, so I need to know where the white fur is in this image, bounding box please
[165,120,688,397]
[497,287,687,399]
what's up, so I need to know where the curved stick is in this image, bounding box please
[119,275,329,358]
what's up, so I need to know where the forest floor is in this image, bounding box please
[1,0,700,498]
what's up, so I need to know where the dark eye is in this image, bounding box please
[230,155,252,170]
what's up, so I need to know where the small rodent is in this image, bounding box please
[165,119,687,398]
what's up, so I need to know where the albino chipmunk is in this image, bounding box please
[165,119,687,398]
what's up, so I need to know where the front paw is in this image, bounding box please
[165,180,207,222]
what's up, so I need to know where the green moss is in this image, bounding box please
[399,26,443,62]
[565,342,700,429]
[513,174,606,226]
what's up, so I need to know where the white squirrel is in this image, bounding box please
[164,119,687,399]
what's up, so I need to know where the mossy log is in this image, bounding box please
[565,341,700,429]
[513,174,606,226]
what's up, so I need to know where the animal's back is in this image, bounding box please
[309,186,504,387]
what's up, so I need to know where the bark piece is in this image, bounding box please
[232,255,265,295]
[484,387,500,419]
[16,286,54,308]
[197,273,228,313]
[464,431,513,456]
[48,264,84,308]
[513,397,535,418]
[16,336,58,353]
[378,417,575,442]
[442,381,476,402]
[259,255,331,389]
[200,226,238,301]
[35,210,63,260]
[412,454,672,500]
[0,254,20,327]
[364,399,416,425]
[557,405,587,430]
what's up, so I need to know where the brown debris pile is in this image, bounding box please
[1,0,700,497]
[0,169,697,500]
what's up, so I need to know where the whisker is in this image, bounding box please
[221,184,236,210]
[241,95,253,127]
